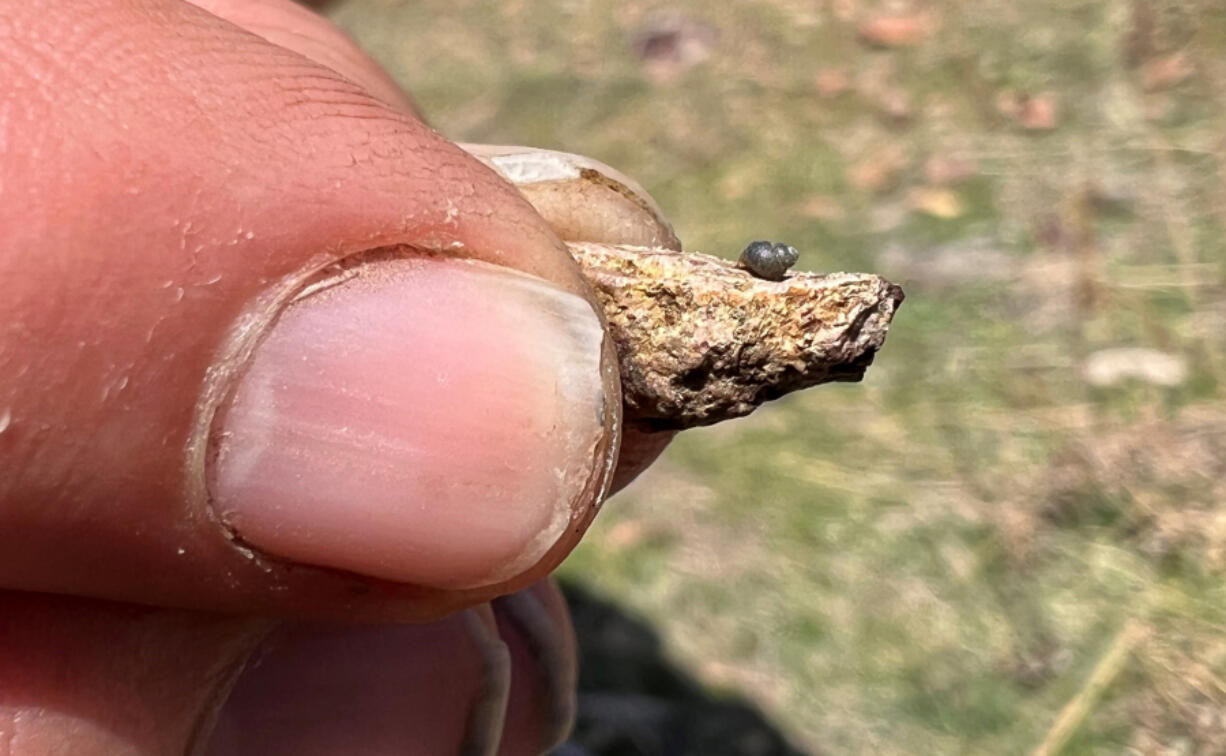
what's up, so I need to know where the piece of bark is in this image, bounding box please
[567,242,904,430]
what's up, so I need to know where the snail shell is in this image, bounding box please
[738,240,799,281]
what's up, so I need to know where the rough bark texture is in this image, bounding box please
[568,242,904,430]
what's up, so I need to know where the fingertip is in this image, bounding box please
[210,254,614,590]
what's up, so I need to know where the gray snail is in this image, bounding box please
[738,240,799,281]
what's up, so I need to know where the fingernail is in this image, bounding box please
[209,255,610,589]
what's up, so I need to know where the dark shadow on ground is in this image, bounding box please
[557,580,814,756]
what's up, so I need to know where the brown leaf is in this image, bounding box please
[1140,52,1193,91]
[1019,94,1059,130]
[996,90,1060,130]
[923,154,978,185]
[814,67,853,98]
[907,186,964,218]
[796,194,847,221]
[848,148,908,193]
[604,519,648,550]
[875,87,914,123]
[857,13,931,48]
[633,12,718,83]
[829,0,859,22]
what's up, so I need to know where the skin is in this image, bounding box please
[0,0,668,752]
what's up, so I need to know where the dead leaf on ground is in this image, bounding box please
[907,186,964,218]
[923,154,978,185]
[1139,51,1194,91]
[854,61,914,123]
[995,90,1061,130]
[814,67,853,98]
[604,519,649,550]
[857,13,931,48]
[717,162,766,202]
[795,194,847,221]
[828,0,859,22]
[848,146,909,193]
[874,87,914,123]
[633,11,718,83]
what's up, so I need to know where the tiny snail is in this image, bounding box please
[738,240,799,281]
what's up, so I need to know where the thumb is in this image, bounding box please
[0,0,618,619]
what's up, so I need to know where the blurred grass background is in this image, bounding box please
[322,1,1226,752]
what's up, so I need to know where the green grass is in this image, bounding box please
[329,1,1226,752]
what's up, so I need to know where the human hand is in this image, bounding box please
[0,1,667,752]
